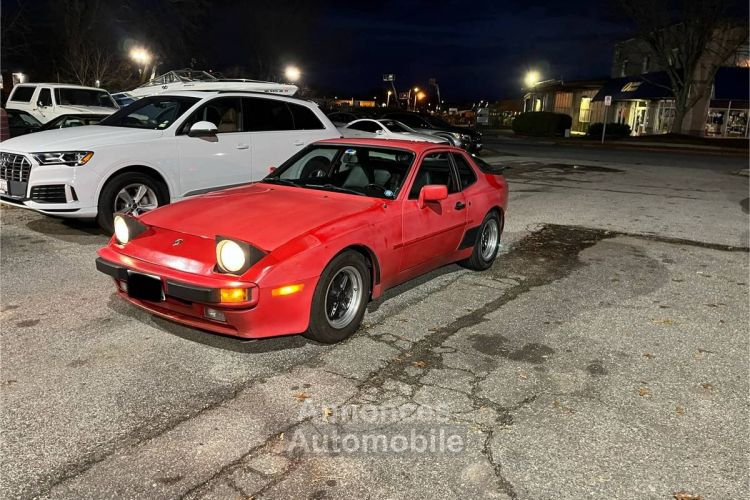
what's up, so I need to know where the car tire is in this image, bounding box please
[460,211,502,271]
[96,172,169,233]
[304,250,371,344]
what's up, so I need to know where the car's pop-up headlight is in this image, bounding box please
[215,236,267,275]
[113,214,148,245]
[33,151,94,166]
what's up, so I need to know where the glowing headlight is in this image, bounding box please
[113,215,129,244]
[217,240,246,273]
[32,151,94,166]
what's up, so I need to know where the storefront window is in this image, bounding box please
[726,110,748,137]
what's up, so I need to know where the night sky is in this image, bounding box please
[296,0,632,100]
[4,0,644,100]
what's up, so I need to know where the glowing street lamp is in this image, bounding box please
[408,86,421,111]
[415,91,426,110]
[386,89,393,107]
[129,47,152,79]
[524,70,540,88]
[284,65,301,83]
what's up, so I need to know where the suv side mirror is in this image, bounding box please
[188,121,218,137]
[418,184,448,209]
[37,100,47,108]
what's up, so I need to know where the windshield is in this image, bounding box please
[99,96,199,129]
[54,88,117,108]
[263,145,416,199]
[7,110,42,128]
[423,115,452,128]
[380,120,412,133]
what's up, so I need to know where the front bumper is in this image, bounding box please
[96,250,318,339]
[0,151,98,218]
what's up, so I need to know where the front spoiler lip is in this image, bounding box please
[95,257,256,307]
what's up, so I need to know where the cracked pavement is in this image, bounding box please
[1,144,748,499]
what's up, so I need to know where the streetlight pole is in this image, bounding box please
[386,90,392,107]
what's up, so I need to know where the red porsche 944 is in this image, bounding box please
[96,138,508,343]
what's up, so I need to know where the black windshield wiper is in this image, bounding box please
[304,184,366,197]
[262,178,298,187]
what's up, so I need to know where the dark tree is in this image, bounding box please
[619,0,749,134]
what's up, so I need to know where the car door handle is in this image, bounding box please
[236,144,249,150]
[293,140,305,146]
[455,201,466,210]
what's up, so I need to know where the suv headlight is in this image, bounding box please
[33,151,94,166]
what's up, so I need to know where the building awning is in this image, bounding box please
[592,72,673,102]
[714,67,749,101]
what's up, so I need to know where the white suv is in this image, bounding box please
[0,91,340,230]
[5,83,118,124]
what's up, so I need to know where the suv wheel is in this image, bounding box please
[97,172,169,232]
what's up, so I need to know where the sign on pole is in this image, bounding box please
[383,74,395,82]
[602,95,612,144]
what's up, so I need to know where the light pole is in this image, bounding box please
[415,91,425,111]
[129,47,153,81]
[524,70,540,112]
[386,90,392,107]
[408,87,420,111]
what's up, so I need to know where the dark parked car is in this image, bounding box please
[326,112,359,127]
[380,111,482,152]
[39,113,109,131]
[0,108,42,141]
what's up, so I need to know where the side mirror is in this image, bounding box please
[268,166,277,174]
[375,129,384,135]
[417,184,448,209]
[188,121,218,137]
[37,100,47,108]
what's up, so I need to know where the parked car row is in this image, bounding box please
[1,81,507,344]
[329,110,483,152]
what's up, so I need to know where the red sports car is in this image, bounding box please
[96,138,507,343]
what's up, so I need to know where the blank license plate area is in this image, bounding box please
[127,271,164,302]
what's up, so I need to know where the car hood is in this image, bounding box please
[56,105,116,115]
[140,183,379,252]
[0,125,163,151]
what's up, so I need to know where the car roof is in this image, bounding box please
[316,137,460,153]
[13,83,109,92]
[156,90,316,104]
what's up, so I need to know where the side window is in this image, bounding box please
[408,152,457,199]
[289,103,324,130]
[182,97,241,133]
[452,154,477,189]
[38,88,52,107]
[9,86,36,102]
[348,121,381,133]
[243,97,294,131]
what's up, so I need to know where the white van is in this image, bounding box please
[5,84,118,124]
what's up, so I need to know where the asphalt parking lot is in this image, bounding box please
[1,145,748,499]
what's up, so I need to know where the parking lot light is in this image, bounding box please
[284,65,301,83]
[524,70,540,88]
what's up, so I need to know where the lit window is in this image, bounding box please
[579,97,592,123]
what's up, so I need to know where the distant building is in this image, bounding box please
[523,79,605,134]
[602,34,749,136]
[521,32,749,137]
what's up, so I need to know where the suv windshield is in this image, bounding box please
[263,145,415,199]
[54,88,117,108]
[99,96,199,129]
[381,120,412,133]
[423,115,452,128]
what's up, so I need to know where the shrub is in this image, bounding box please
[587,122,631,138]
[511,112,573,137]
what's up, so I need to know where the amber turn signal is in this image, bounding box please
[220,288,249,303]
[271,283,304,297]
